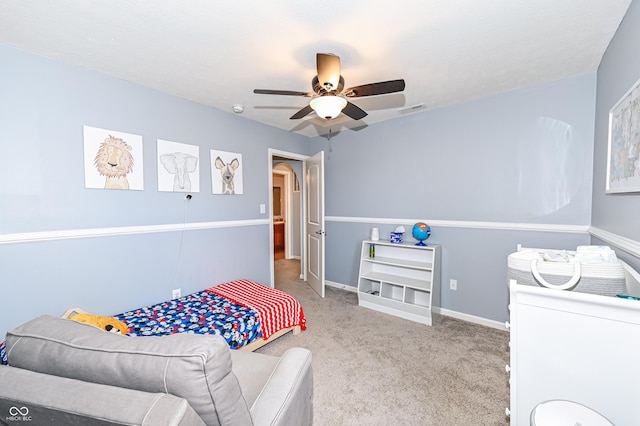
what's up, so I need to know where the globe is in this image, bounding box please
[412,222,431,246]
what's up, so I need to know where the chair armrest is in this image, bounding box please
[0,366,205,426]
[250,347,313,426]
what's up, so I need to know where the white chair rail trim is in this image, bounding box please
[589,226,640,258]
[326,216,589,233]
[4,219,638,258]
[0,219,270,245]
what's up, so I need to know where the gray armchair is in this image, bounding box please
[0,315,313,425]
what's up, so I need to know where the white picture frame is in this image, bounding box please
[157,139,200,193]
[83,126,144,191]
[211,150,243,195]
[606,76,640,193]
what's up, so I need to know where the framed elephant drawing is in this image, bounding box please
[157,139,200,193]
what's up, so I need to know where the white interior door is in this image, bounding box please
[305,151,325,297]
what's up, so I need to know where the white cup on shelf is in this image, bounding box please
[371,227,380,241]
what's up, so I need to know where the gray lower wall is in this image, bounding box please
[319,72,598,323]
[325,219,589,323]
[0,225,270,333]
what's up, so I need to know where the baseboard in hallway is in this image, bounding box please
[325,280,357,292]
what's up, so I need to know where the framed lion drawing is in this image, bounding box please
[83,126,144,190]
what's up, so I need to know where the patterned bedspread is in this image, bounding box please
[114,290,263,349]
[207,279,306,339]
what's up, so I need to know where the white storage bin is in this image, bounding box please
[507,246,627,297]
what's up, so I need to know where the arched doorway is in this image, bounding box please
[272,162,301,261]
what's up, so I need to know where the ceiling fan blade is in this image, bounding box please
[290,105,314,120]
[254,89,312,96]
[344,79,406,97]
[342,101,368,120]
[316,53,341,92]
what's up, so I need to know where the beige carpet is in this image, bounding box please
[255,259,511,426]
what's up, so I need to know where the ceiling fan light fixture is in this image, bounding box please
[254,53,405,122]
[310,96,347,120]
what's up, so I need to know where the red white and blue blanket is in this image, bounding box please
[113,290,262,349]
[207,279,306,339]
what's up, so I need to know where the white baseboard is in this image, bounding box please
[433,307,507,331]
[325,280,357,292]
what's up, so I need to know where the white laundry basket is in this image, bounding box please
[508,246,627,297]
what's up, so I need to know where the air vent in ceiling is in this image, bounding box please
[398,103,426,114]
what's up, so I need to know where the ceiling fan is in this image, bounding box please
[253,53,405,121]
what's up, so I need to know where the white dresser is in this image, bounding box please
[506,277,640,425]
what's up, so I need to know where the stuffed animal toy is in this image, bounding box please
[68,312,129,335]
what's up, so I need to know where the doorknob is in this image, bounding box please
[315,230,325,235]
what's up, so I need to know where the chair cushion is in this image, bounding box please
[5,315,250,426]
[230,349,280,409]
[0,365,206,426]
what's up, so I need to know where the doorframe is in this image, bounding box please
[272,166,294,259]
[268,148,309,287]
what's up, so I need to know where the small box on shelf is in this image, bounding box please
[390,232,403,243]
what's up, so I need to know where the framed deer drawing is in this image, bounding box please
[211,149,243,195]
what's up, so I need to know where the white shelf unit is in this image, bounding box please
[357,240,440,325]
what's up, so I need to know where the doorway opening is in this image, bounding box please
[268,148,325,297]
[269,150,306,289]
[272,163,300,261]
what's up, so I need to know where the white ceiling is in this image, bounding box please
[0,0,632,137]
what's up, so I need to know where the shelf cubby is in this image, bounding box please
[381,282,404,302]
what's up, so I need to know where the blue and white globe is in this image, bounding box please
[412,222,431,246]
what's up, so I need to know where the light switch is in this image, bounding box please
[260,204,266,214]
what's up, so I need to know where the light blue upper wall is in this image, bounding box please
[591,0,640,270]
[324,73,596,224]
[0,44,313,336]
[319,73,596,323]
[0,44,311,232]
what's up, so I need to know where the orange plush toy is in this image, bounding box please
[63,308,129,335]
